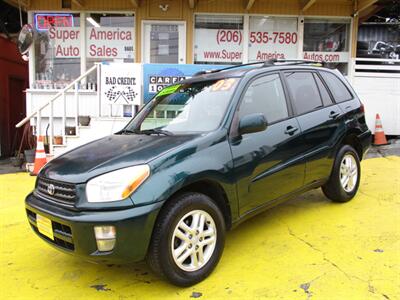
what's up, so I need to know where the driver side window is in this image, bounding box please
[239,73,289,124]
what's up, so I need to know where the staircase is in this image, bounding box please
[16,63,133,159]
[51,117,129,157]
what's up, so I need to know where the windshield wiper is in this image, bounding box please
[116,129,137,135]
[139,128,174,136]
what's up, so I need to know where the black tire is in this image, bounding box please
[146,192,226,286]
[322,145,361,202]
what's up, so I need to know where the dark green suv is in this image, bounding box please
[25,60,371,286]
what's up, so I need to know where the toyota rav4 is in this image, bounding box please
[25,60,371,286]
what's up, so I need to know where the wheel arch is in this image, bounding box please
[158,179,233,230]
[341,131,363,161]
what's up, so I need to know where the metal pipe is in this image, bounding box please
[16,64,98,128]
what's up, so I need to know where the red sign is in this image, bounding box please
[35,14,74,31]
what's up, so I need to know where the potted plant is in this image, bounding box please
[24,126,36,164]
[78,115,91,126]
[53,135,63,145]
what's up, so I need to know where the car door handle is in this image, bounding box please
[329,111,340,119]
[284,126,298,135]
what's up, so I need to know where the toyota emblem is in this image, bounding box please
[47,184,55,196]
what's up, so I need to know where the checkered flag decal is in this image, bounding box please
[104,86,138,104]
[121,86,137,103]
[105,86,119,102]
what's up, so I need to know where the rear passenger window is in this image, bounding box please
[285,72,323,115]
[313,73,333,106]
[239,73,288,123]
[320,72,353,103]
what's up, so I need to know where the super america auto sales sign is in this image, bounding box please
[47,27,134,59]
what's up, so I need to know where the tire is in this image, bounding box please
[146,192,226,286]
[322,145,361,202]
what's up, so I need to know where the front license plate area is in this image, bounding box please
[36,214,54,240]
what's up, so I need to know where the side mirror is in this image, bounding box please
[238,113,267,135]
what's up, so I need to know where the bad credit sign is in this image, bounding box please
[101,63,142,106]
[48,27,134,59]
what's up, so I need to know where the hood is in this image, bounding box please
[40,134,197,183]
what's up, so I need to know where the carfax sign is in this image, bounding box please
[142,64,228,103]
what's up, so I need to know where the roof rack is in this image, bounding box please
[192,59,325,77]
[274,59,325,66]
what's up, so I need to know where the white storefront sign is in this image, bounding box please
[248,17,298,61]
[101,63,142,107]
[194,28,243,63]
[48,27,134,59]
[86,27,135,59]
[303,51,349,63]
[48,27,80,58]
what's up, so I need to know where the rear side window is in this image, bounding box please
[285,72,323,115]
[313,73,333,106]
[320,71,353,103]
[239,73,288,123]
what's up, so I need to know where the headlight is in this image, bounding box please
[86,165,150,202]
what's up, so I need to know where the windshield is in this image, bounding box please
[124,78,239,134]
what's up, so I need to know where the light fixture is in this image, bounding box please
[86,16,100,28]
[159,4,169,12]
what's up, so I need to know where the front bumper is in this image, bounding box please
[25,193,163,263]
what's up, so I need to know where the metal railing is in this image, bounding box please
[16,64,101,154]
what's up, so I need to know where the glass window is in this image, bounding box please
[303,18,350,74]
[33,13,80,89]
[125,78,239,133]
[86,13,135,84]
[194,15,243,65]
[285,72,323,115]
[357,23,400,60]
[248,16,298,62]
[319,71,353,103]
[239,74,288,123]
[313,73,333,106]
[149,24,179,64]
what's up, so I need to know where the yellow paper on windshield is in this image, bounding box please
[157,84,181,97]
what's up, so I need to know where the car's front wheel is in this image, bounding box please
[322,145,361,202]
[146,192,226,286]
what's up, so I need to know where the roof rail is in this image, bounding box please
[192,60,276,76]
[273,59,325,66]
[192,59,325,77]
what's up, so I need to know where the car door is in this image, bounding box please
[283,71,345,185]
[229,73,306,215]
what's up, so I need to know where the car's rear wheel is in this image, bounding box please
[146,192,225,286]
[322,145,361,202]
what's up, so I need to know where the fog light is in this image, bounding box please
[94,226,116,252]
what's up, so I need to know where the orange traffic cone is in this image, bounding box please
[373,114,389,146]
[31,136,47,176]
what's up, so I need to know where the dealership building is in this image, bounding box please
[22,0,361,77]
[3,0,399,157]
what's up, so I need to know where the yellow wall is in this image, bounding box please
[27,0,356,62]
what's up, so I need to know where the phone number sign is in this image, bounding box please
[248,17,298,61]
[194,17,299,63]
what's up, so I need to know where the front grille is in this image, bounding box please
[35,177,76,206]
[26,209,75,251]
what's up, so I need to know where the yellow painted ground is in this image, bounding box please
[1,157,399,300]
